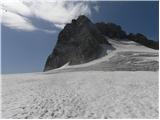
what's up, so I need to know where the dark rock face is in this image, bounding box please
[44,15,109,71]
[95,22,127,39]
[127,33,159,50]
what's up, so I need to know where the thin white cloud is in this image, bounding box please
[41,29,57,34]
[54,24,66,29]
[93,5,99,12]
[1,0,98,32]
[2,0,31,16]
[2,11,36,31]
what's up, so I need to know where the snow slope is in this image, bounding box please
[1,39,159,118]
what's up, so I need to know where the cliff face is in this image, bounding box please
[44,15,109,71]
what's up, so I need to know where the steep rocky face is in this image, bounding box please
[44,15,109,71]
[95,22,127,39]
[127,33,159,50]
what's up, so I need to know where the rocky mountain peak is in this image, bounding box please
[44,15,158,71]
[44,15,109,71]
[76,15,91,24]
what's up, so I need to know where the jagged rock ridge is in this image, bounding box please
[127,33,159,49]
[95,22,127,39]
[44,15,109,71]
[95,22,159,49]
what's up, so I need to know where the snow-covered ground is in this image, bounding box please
[1,39,159,118]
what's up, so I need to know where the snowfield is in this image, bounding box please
[1,39,159,118]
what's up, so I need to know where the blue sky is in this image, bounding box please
[1,1,159,74]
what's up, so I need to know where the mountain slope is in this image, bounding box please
[44,15,159,71]
[45,39,158,74]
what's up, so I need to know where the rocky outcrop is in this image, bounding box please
[44,15,109,71]
[127,33,159,50]
[95,22,127,39]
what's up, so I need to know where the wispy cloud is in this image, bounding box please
[93,5,100,12]
[1,0,98,33]
[2,11,36,31]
